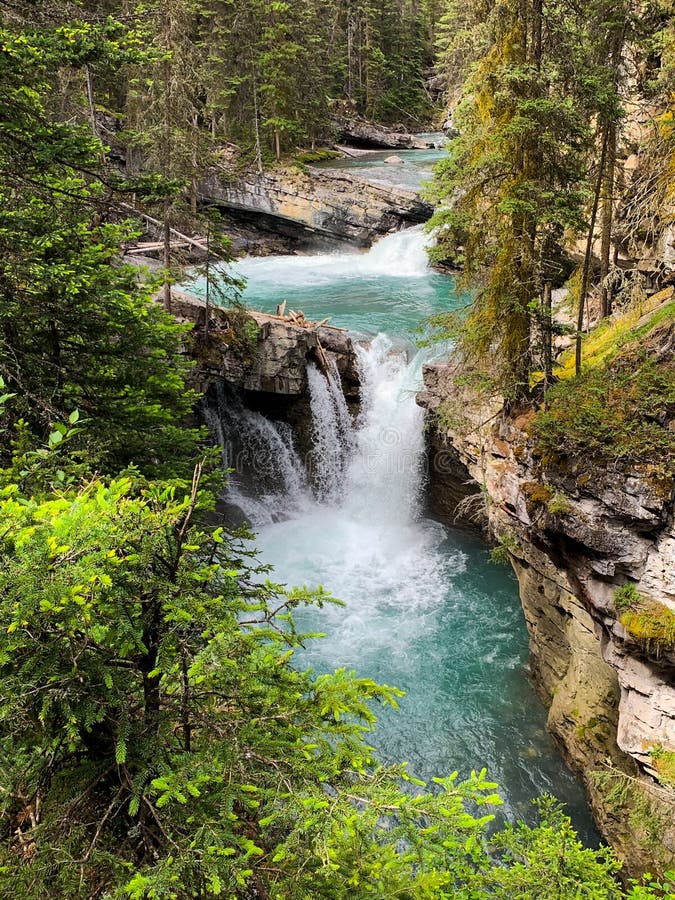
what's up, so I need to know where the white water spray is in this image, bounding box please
[306,359,354,502]
[231,225,433,288]
[344,334,426,524]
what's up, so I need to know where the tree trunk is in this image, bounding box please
[532,0,542,68]
[162,203,172,313]
[252,70,264,175]
[575,124,610,376]
[141,598,162,734]
[364,15,373,117]
[190,113,199,217]
[162,51,172,313]
[347,6,354,99]
[542,281,553,388]
[600,124,616,319]
[205,224,211,336]
[85,66,97,137]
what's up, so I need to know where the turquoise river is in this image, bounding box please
[190,217,599,844]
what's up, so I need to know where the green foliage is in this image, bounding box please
[626,872,675,900]
[614,583,642,615]
[533,350,675,472]
[426,0,597,400]
[0,469,649,898]
[0,21,203,480]
[489,531,520,565]
[426,0,651,398]
[119,0,440,169]
[483,796,624,898]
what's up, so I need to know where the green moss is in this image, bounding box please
[547,492,573,515]
[651,746,675,789]
[591,767,674,858]
[621,601,675,652]
[293,148,342,166]
[190,308,261,367]
[556,292,674,378]
[522,481,554,505]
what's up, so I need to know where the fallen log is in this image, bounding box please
[120,203,210,254]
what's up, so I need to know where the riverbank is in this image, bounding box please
[418,304,675,876]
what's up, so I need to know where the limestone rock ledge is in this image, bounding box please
[418,361,675,876]
[331,115,436,150]
[199,167,432,247]
[172,292,359,400]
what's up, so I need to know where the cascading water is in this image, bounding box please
[306,359,354,502]
[202,381,308,525]
[252,336,453,655]
[233,225,433,284]
[345,334,427,523]
[188,226,453,337]
[200,226,598,841]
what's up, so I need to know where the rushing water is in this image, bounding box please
[216,226,456,336]
[311,132,449,192]
[199,229,599,842]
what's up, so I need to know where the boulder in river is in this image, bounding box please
[384,155,405,165]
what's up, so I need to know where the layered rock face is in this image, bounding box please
[199,168,432,247]
[330,115,436,150]
[418,361,675,875]
[173,292,359,401]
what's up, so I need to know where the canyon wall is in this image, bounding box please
[418,361,675,876]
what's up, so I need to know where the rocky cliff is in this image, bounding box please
[199,167,432,247]
[172,291,359,401]
[418,358,675,876]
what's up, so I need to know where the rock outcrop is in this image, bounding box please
[331,115,436,150]
[172,292,359,401]
[418,361,675,876]
[199,167,432,247]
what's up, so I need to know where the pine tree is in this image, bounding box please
[0,18,201,477]
[428,0,590,401]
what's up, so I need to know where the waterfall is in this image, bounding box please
[227,225,433,289]
[252,337,452,660]
[306,358,354,502]
[202,381,308,526]
[206,335,428,528]
[344,334,426,524]
[359,228,432,278]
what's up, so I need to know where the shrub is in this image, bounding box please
[614,583,642,614]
